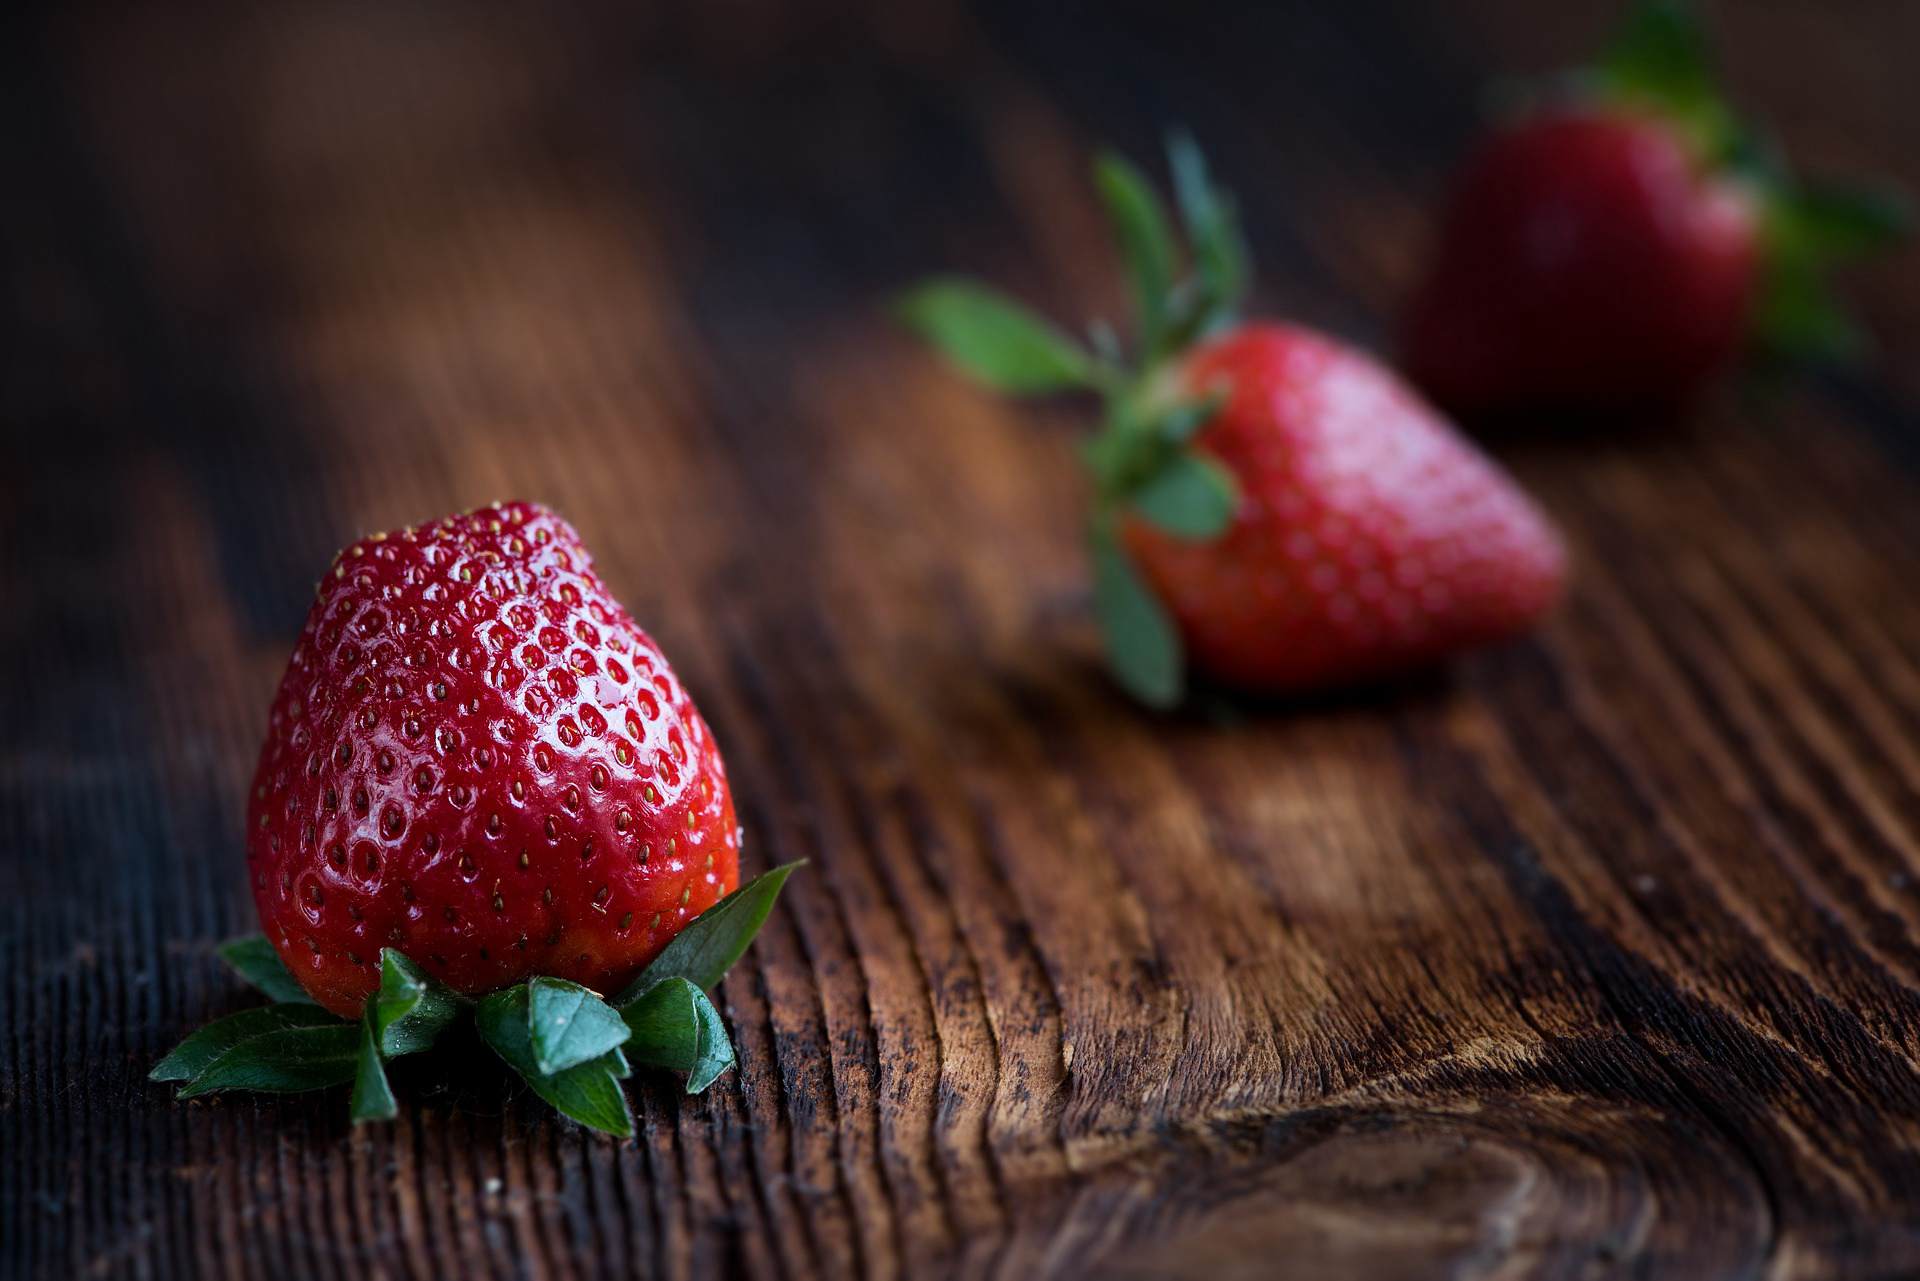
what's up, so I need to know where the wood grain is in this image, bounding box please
[5,0,1920,1277]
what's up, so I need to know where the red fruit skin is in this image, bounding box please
[1124,325,1566,693]
[247,502,739,1017]
[1403,109,1760,419]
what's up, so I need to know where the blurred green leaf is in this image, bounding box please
[1778,183,1912,260]
[1094,151,1179,354]
[1596,1,1734,157]
[1131,454,1237,540]
[1168,132,1250,335]
[1599,2,1713,111]
[896,280,1093,394]
[1089,523,1183,708]
[1757,264,1864,364]
[1156,393,1223,445]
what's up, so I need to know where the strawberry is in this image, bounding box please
[154,501,800,1135]
[899,137,1566,704]
[1403,0,1907,420]
[249,500,738,1015]
[1121,326,1564,692]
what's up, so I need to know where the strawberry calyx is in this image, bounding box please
[153,862,802,1136]
[897,135,1254,706]
[1572,0,1909,364]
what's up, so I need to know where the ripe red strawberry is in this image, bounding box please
[900,136,1565,704]
[154,503,796,1134]
[1123,326,1563,691]
[1403,1,1906,419]
[247,501,739,1016]
[1405,109,1758,417]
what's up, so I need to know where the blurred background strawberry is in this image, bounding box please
[1402,1,1908,423]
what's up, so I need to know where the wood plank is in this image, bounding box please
[5,0,1920,1277]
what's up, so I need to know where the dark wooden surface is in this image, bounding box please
[6,1,1920,1277]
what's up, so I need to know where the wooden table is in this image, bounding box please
[7,1,1920,1276]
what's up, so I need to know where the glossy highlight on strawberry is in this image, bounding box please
[247,501,739,1017]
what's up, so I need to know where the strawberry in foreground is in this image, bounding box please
[898,139,1566,705]
[152,502,800,1134]
[1403,0,1908,420]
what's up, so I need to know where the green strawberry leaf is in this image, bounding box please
[149,1003,339,1083]
[1089,522,1183,708]
[217,936,316,1005]
[615,862,804,1003]
[1756,264,1864,363]
[895,280,1094,394]
[1776,183,1912,261]
[349,999,398,1124]
[620,975,737,1093]
[900,136,1252,711]
[685,989,736,1093]
[527,977,631,1075]
[175,1023,361,1098]
[1754,179,1908,365]
[1596,0,1732,154]
[477,986,633,1138]
[1599,0,1710,103]
[1081,423,1139,497]
[1730,124,1906,370]
[621,977,702,1067]
[1157,392,1224,445]
[374,949,461,1058]
[1087,318,1125,366]
[1130,453,1237,540]
[1722,122,1788,190]
[1094,151,1178,356]
[1167,132,1250,337]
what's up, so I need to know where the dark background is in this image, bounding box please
[5,1,1920,1278]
